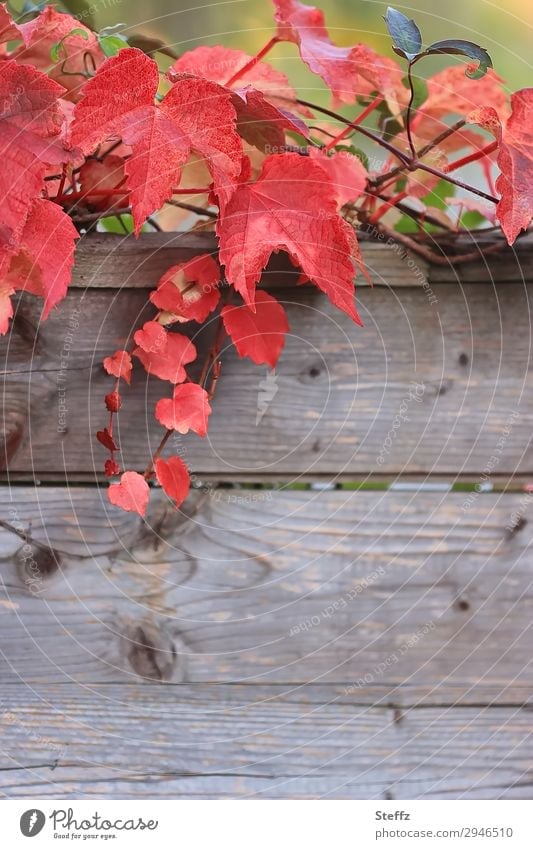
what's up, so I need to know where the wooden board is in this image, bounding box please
[2,279,533,479]
[1,488,533,799]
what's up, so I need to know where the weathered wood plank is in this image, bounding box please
[1,488,532,690]
[2,280,533,477]
[1,684,532,799]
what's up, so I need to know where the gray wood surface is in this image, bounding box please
[1,488,532,798]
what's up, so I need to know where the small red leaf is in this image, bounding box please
[133,323,197,384]
[105,391,122,412]
[151,254,221,323]
[103,350,132,384]
[155,384,212,437]
[155,456,190,508]
[104,458,121,477]
[309,147,367,209]
[96,427,119,452]
[495,89,533,245]
[108,470,150,516]
[222,290,289,368]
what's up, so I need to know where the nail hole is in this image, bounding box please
[455,598,470,612]
[458,353,469,366]
[309,366,321,378]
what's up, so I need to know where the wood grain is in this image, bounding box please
[1,488,532,693]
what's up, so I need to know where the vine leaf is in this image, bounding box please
[217,153,363,323]
[384,7,422,61]
[155,384,212,437]
[70,48,243,233]
[151,255,221,323]
[222,290,290,368]
[424,39,492,80]
[103,350,133,384]
[155,456,191,509]
[108,471,150,517]
[132,321,197,384]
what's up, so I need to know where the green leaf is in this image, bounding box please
[424,39,492,79]
[50,28,89,63]
[99,214,150,234]
[384,7,422,61]
[98,33,129,58]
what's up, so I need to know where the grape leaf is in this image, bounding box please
[133,321,197,383]
[70,48,243,232]
[103,349,133,384]
[150,254,221,323]
[222,290,289,368]
[155,383,212,436]
[155,456,191,508]
[5,199,78,320]
[217,153,362,323]
[108,470,150,516]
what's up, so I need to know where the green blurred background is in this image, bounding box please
[11,0,532,93]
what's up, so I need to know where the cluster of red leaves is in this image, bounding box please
[0,0,531,515]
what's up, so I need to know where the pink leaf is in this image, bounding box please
[108,470,150,516]
[155,383,212,437]
[222,290,289,368]
[155,456,191,508]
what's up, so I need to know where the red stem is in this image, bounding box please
[446,140,498,173]
[225,36,280,87]
[368,190,408,224]
[324,94,384,153]
[59,187,210,204]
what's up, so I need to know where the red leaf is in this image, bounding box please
[492,90,533,245]
[0,5,22,45]
[222,290,289,368]
[155,456,191,508]
[169,45,309,114]
[231,86,309,152]
[108,470,150,516]
[273,0,406,110]
[97,427,119,452]
[15,7,105,102]
[104,458,121,477]
[217,153,362,322]
[105,391,122,412]
[5,199,78,320]
[0,281,14,334]
[78,155,128,212]
[0,61,67,255]
[103,350,132,384]
[70,48,243,232]
[155,383,212,436]
[151,254,221,323]
[133,321,197,384]
[309,147,367,208]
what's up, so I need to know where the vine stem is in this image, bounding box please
[446,140,498,173]
[405,61,417,159]
[297,98,498,204]
[58,187,210,204]
[324,94,384,153]
[225,36,280,87]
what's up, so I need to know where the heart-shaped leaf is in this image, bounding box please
[108,471,150,516]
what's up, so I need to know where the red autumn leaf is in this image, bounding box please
[14,7,105,102]
[0,281,14,334]
[96,427,119,452]
[78,155,128,212]
[151,254,221,323]
[222,290,289,368]
[155,383,212,436]
[5,199,78,320]
[492,89,533,245]
[155,456,191,508]
[413,66,508,143]
[133,321,197,384]
[309,147,367,209]
[217,153,362,322]
[70,48,243,233]
[104,458,121,477]
[108,470,150,516]
[169,45,309,114]
[103,349,133,384]
[0,5,22,46]
[230,86,309,152]
[0,61,68,256]
[272,0,406,111]
[105,391,122,412]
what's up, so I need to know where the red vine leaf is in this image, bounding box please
[96,427,119,452]
[5,199,78,320]
[104,458,121,477]
[151,254,221,323]
[78,155,128,211]
[230,86,309,152]
[133,321,197,383]
[272,0,406,110]
[0,5,22,46]
[222,290,289,368]
[155,383,212,436]
[14,7,105,102]
[155,456,191,508]
[0,281,14,334]
[494,90,533,244]
[108,470,150,516]
[217,153,362,322]
[309,147,367,208]
[103,349,133,384]
[70,48,243,232]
